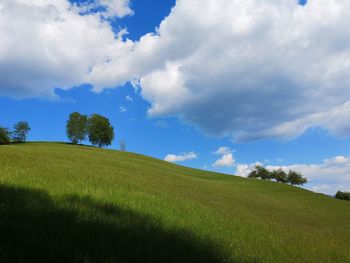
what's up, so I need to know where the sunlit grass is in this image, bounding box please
[0,142,349,262]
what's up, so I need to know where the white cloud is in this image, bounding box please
[0,0,134,98]
[71,0,133,18]
[236,156,350,195]
[235,162,263,177]
[213,153,235,168]
[214,146,233,155]
[125,95,133,101]
[119,106,127,112]
[3,0,350,142]
[99,0,133,18]
[164,152,198,163]
[136,0,350,142]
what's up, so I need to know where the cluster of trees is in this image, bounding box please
[66,112,114,148]
[248,165,308,186]
[0,121,31,145]
[335,191,350,201]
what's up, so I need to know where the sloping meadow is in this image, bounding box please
[0,143,349,263]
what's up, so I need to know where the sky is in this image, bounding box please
[1,0,350,195]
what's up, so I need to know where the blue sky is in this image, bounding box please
[1,0,350,195]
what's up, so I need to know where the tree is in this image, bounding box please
[66,112,88,144]
[12,121,30,143]
[286,170,307,186]
[88,114,114,147]
[335,191,350,201]
[119,140,126,152]
[248,165,272,180]
[248,169,259,178]
[0,127,10,145]
[256,165,272,180]
[271,168,287,183]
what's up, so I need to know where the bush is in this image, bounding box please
[335,191,350,201]
[0,127,10,144]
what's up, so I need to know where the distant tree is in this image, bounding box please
[11,121,30,143]
[271,168,287,183]
[248,165,272,180]
[119,140,126,152]
[248,169,259,179]
[88,114,114,147]
[0,127,10,145]
[66,112,88,144]
[286,170,307,186]
[335,191,350,201]
[257,166,272,180]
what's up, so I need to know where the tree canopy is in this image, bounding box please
[271,169,288,183]
[0,127,10,145]
[88,114,114,148]
[287,170,308,186]
[66,112,88,144]
[12,121,31,143]
[248,165,307,187]
[335,191,350,201]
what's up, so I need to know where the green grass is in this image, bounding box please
[0,142,349,263]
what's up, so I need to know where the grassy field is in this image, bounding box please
[0,142,349,263]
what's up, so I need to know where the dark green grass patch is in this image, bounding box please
[0,185,224,263]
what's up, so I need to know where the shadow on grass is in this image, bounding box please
[0,185,226,263]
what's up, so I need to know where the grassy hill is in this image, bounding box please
[0,142,349,263]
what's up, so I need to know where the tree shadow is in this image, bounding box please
[0,185,226,263]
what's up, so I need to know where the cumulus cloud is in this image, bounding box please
[3,0,350,141]
[137,0,350,142]
[214,146,234,155]
[235,162,263,177]
[212,146,235,167]
[235,157,350,195]
[0,0,134,98]
[164,152,198,163]
[71,0,133,18]
[213,153,235,168]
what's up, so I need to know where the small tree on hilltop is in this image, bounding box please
[271,168,287,183]
[12,121,30,143]
[119,140,126,152]
[248,165,272,180]
[88,114,114,148]
[287,170,307,186]
[66,112,88,144]
[256,165,272,180]
[248,169,259,179]
[0,127,10,145]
